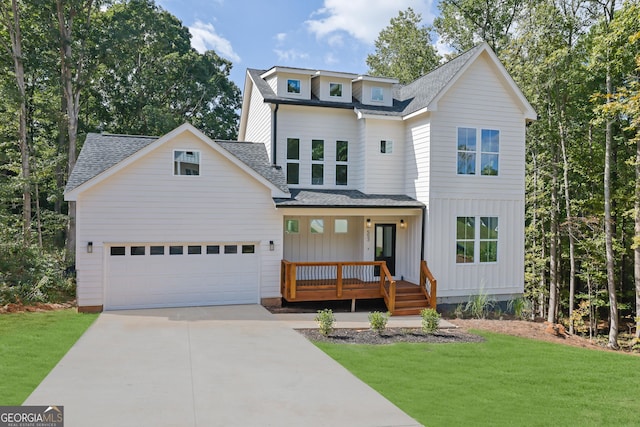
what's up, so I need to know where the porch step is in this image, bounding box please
[390,287,429,316]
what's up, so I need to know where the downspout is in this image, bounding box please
[420,206,426,261]
[271,103,280,165]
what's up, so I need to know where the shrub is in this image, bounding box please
[420,308,440,334]
[465,291,495,319]
[368,311,390,334]
[314,308,336,336]
[507,297,533,320]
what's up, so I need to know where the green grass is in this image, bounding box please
[316,331,640,426]
[0,309,97,405]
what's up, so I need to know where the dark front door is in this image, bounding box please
[374,224,396,276]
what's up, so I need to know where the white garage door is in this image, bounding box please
[105,243,260,310]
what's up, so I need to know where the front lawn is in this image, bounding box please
[316,331,640,426]
[0,309,98,405]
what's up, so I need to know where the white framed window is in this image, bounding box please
[330,83,343,97]
[286,138,300,185]
[380,140,393,154]
[457,128,500,176]
[312,139,324,185]
[310,219,324,234]
[336,140,348,186]
[371,87,384,101]
[174,150,200,176]
[456,216,498,264]
[285,219,299,234]
[287,79,301,94]
[335,219,348,233]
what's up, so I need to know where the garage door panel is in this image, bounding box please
[105,244,259,310]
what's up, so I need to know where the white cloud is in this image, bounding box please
[324,52,339,65]
[306,0,434,45]
[189,21,241,63]
[274,49,310,63]
[275,33,288,44]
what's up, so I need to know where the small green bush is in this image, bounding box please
[420,308,440,334]
[508,297,533,320]
[314,308,336,336]
[368,311,390,334]
[465,291,495,319]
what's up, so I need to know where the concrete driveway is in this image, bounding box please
[25,305,422,427]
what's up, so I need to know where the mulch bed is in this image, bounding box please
[298,327,485,345]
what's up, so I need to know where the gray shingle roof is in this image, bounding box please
[65,133,288,194]
[273,189,424,208]
[218,141,288,193]
[65,133,158,192]
[249,44,483,118]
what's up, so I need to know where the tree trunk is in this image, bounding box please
[548,150,559,324]
[559,121,577,334]
[635,137,640,339]
[604,64,619,349]
[3,0,31,245]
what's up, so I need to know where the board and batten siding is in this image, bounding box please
[277,106,359,188]
[74,132,283,307]
[283,216,363,262]
[425,198,524,300]
[361,119,406,194]
[243,80,272,146]
[404,116,431,203]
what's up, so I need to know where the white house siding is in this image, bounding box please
[243,81,272,146]
[312,76,352,103]
[74,131,283,308]
[404,116,431,203]
[276,72,312,99]
[283,215,363,262]
[362,119,406,194]
[424,51,526,301]
[425,198,524,300]
[277,106,359,189]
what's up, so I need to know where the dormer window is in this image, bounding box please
[174,150,200,176]
[371,87,384,102]
[330,83,343,97]
[287,79,301,94]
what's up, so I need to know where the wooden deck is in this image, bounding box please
[280,260,437,315]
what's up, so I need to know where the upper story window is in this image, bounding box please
[456,216,498,264]
[457,127,500,176]
[380,140,393,154]
[336,140,348,186]
[372,87,384,102]
[312,139,324,185]
[174,150,200,176]
[287,138,300,185]
[330,83,343,97]
[287,79,301,94]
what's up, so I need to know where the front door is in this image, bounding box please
[374,224,396,276]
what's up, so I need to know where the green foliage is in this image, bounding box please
[368,311,390,334]
[464,291,495,319]
[314,308,336,336]
[316,332,640,426]
[507,297,533,320]
[0,244,74,305]
[0,310,98,405]
[420,308,440,334]
[366,8,440,84]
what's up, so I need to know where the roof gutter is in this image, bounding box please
[272,103,279,165]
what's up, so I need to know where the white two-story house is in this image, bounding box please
[66,43,535,313]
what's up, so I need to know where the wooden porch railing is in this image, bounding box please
[420,260,437,308]
[280,260,396,311]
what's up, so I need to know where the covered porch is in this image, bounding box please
[280,260,437,315]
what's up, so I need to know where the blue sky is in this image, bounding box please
[156,0,446,90]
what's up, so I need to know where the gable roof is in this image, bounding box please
[244,43,536,122]
[65,123,289,200]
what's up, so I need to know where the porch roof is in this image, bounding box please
[273,189,424,208]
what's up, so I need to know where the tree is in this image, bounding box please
[433,0,526,55]
[87,0,240,139]
[366,8,440,84]
[0,0,31,245]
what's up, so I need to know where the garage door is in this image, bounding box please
[105,243,259,310]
